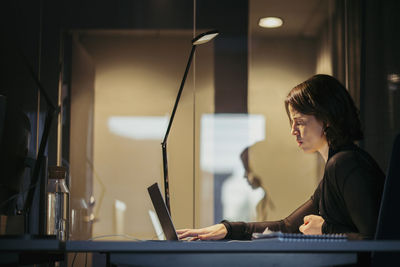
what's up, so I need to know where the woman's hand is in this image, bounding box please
[299,215,324,235]
[176,224,228,241]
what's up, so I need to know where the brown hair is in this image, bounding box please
[285,74,363,149]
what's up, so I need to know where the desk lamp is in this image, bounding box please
[161,30,219,214]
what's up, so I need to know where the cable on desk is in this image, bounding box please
[71,252,77,267]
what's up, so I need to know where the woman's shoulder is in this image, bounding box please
[327,145,358,165]
[325,145,385,180]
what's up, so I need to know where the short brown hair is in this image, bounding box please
[285,74,363,149]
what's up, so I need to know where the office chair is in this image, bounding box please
[372,133,400,266]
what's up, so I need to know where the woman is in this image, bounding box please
[177,74,385,240]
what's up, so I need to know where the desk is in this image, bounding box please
[1,239,400,266]
[67,240,400,266]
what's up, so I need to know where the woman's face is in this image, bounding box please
[288,105,327,153]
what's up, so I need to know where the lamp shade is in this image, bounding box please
[192,30,219,45]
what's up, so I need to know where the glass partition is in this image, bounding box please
[67,0,356,242]
[69,29,213,239]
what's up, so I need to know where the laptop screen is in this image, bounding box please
[147,183,179,240]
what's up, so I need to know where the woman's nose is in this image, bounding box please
[291,125,298,136]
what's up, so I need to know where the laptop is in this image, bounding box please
[147,183,179,240]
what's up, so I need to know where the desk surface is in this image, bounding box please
[67,240,400,252]
[1,239,400,267]
[1,239,400,253]
[0,238,61,252]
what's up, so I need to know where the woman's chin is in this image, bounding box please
[300,147,314,153]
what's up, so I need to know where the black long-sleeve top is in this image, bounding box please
[222,144,385,240]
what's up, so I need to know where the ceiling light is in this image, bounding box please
[259,17,283,28]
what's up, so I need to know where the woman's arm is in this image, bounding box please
[177,224,228,241]
[223,197,319,240]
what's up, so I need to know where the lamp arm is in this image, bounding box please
[161,44,197,214]
[162,45,197,145]
[162,143,170,213]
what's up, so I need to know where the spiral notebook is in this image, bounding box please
[252,231,348,242]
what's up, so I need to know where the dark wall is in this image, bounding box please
[0,0,42,149]
[361,0,400,171]
[0,1,42,217]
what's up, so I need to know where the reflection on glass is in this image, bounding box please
[114,199,127,235]
[200,114,265,173]
[200,114,266,223]
[108,116,169,140]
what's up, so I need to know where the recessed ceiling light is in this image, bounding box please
[259,17,284,28]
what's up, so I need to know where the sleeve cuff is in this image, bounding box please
[220,220,232,239]
[220,220,252,240]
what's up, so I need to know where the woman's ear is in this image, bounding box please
[322,121,330,137]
